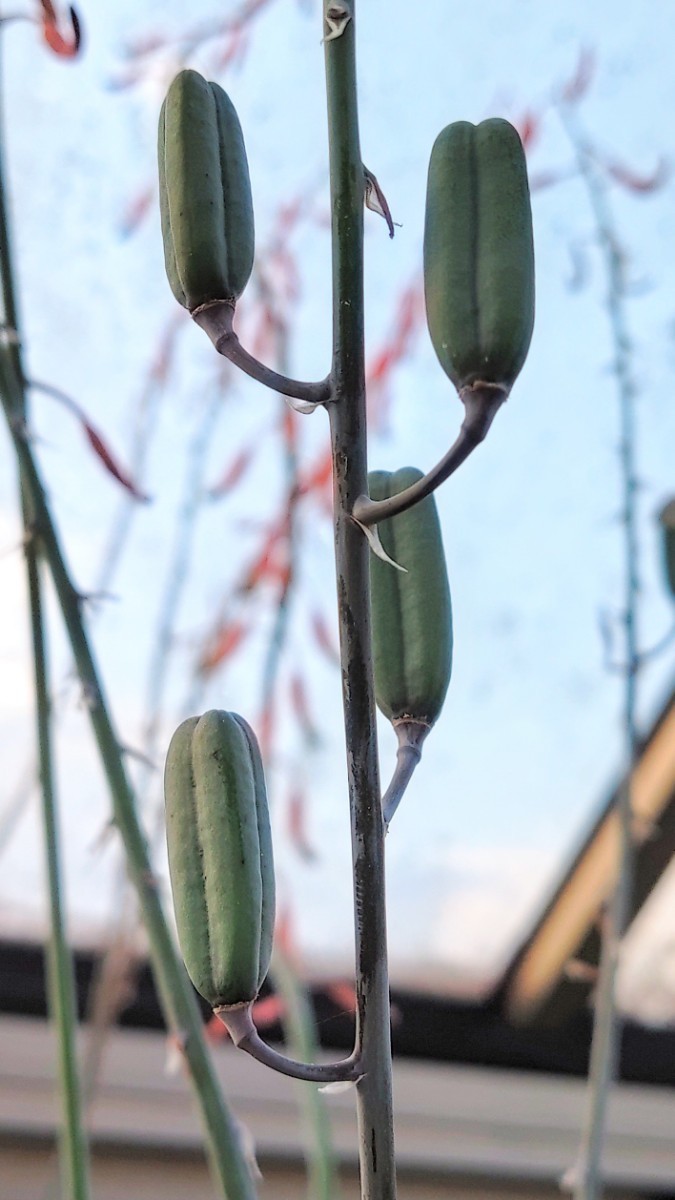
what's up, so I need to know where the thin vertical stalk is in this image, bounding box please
[323,5,397,1197]
[27,547,92,1200]
[0,42,91,1197]
[0,355,257,1200]
[258,331,299,724]
[73,392,226,1128]
[562,107,638,1200]
[257,318,341,1197]
[272,948,342,1200]
[143,388,224,858]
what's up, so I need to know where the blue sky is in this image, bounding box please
[1,0,675,1004]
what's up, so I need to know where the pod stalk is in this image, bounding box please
[193,300,331,406]
[353,384,504,527]
[217,1003,363,1085]
[382,722,430,829]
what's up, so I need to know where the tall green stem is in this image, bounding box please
[0,43,92,1198]
[0,356,257,1200]
[26,543,92,1200]
[323,5,397,1197]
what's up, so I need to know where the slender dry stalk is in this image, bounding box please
[561,102,639,1200]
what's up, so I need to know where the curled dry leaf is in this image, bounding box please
[560,47,595,104]
[31,379,150,500]
[128,0,273,65]
[285,393,323,415]
[275,194,307,239]
[366,280,424,430]
[207,443,258,499]
[298,448,333,506]
[120,185,154,238]
[280,405,298,451]
[318,1078,359,1095]
[353,515,406,571]
[323,3,351,43]
[513,109,540,152]
[603,156,669,194]
[215,27,250,71]
[83,423,151,502]
[289,673,320,745]
[197,619,249,676]
[235,520,289,595]
[287,786,318,862]
[149,313,185,386]
[363,166,396,238]
[311,609,340,667]
[249,300,283,364]
[257,697,275,761]
[247,541,291,592]
[267,245,301,305]
[40,1,82,57]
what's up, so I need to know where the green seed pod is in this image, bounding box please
[158,69,254,312]
[658,499,675,599]
[164,710,275,1010]
[369,467,453,728]
[424,118,535,395]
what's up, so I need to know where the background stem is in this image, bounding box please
[0,44,92,1198]
[0,355,257,1200]
[27,545,92,1200]
[323,4,398,1197]
[562,104,638,1200]
[272,948,343,1200]
[256,316,343,1197]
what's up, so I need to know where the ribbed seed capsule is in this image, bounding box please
[158,69,255,312]
[369,468,453,728]
[424,118,535,395]
[164,710,275,1010]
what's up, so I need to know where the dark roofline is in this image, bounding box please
[1,937,674,1085]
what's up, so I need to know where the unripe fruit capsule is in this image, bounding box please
[369,467,453,729]
[158,69,255,312]
[424,118,535,396]
[164,710,275,1010]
